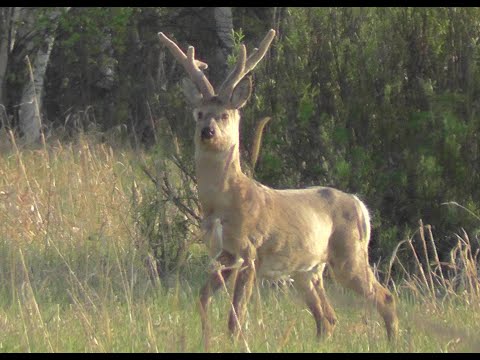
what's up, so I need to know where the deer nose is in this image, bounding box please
[201,126,215,140]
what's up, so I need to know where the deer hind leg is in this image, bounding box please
[329,239,399,341]
[228,259,255,337]
[199,250,236,349]
[311,265,337,330]
[293,272,335,339]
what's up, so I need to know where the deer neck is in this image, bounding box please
[195,142,248,213]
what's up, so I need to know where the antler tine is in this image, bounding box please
[158,32,215,100]
[218,29,276,102]
[244,29,276,73]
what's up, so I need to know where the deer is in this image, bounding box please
[158,29,399,346]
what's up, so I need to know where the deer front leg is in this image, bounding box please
[228,259,255,337]
[199,250,236,351]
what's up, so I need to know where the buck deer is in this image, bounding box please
[158,29,399,344]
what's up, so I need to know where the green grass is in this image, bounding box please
[0,131,478,352]
[0,258,478,352]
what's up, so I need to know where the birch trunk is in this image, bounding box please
[19,7,69,144]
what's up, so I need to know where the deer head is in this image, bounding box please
[158,30,276,154]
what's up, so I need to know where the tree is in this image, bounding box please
[0,7,70,142]
[0,8,18,125]
[17,7,70,143]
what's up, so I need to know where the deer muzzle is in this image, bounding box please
[201,126,215,140]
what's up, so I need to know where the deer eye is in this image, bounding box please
[221,113,229,120]
[197,111,203,120]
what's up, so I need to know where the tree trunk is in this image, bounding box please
[0,8,15,111]
[170,7,233,87]
[18,7,69,144]
[213,7,234,80]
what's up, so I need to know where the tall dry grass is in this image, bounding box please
[387,219,479,307]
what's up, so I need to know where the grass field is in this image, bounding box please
[0,131,478,352]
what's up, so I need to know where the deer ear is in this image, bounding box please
[230,77,252,109]
[181,78,203,105]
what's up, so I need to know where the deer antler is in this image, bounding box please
[158,32,215,100]
[218,29,276,103]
